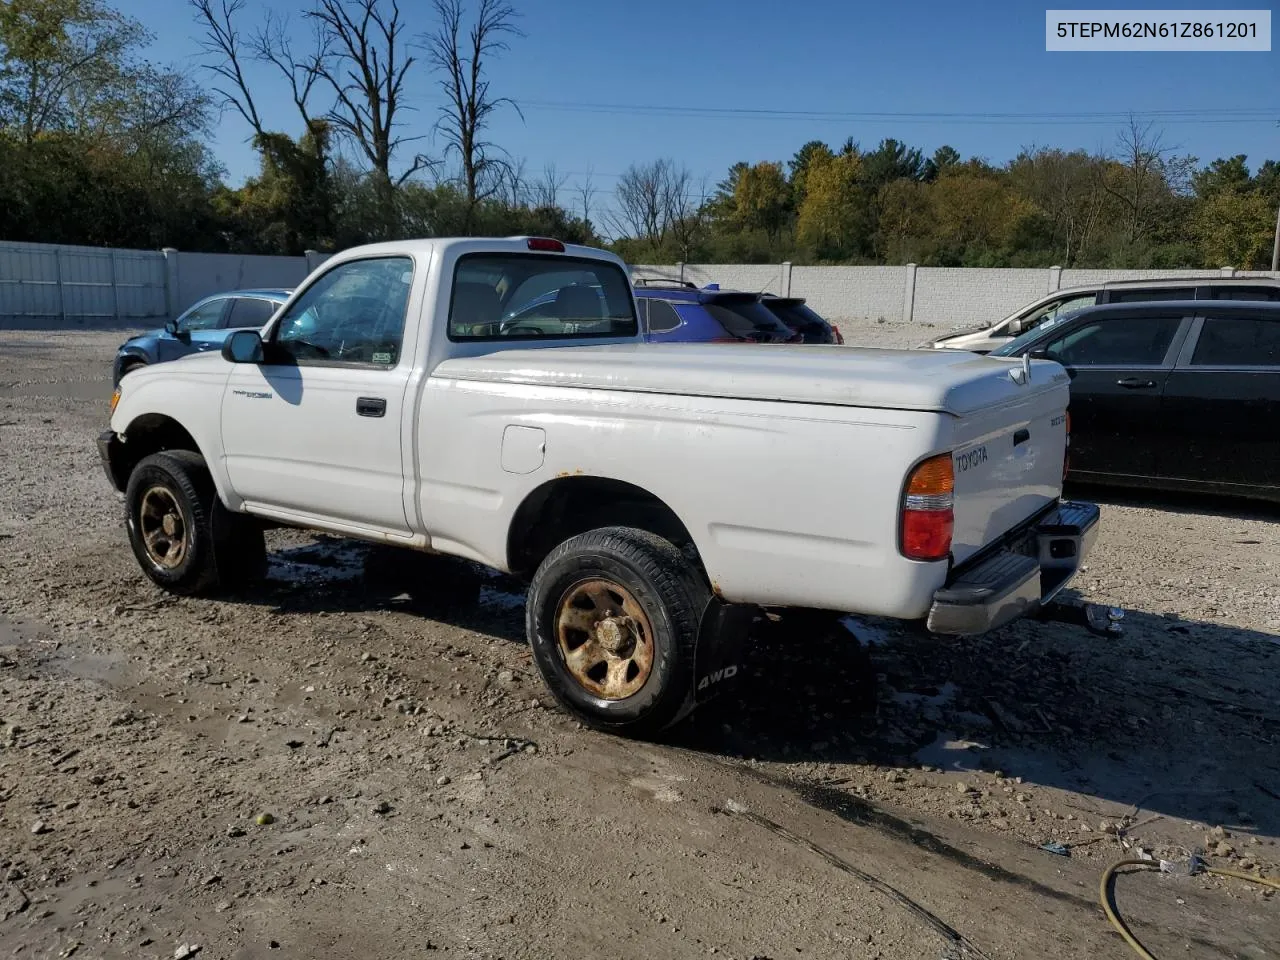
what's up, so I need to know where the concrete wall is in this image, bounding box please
[6,240,1278,331]
[634,261,1280,330]
[0,240,330,329]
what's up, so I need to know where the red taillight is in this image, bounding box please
[832,324,844,345]
[901,453,954,562]
[526,237,565,252]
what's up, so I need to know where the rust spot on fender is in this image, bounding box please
[554,468,585,478]
[710,581,724,600]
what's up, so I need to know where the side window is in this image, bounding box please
[1191,317,1280,366]
[1210,287,1280,302]
[1107,287,1194,303]
[1016,293,1096,334]
[647,299,682,333]
[273,257,412,366]
[224,298,279,329]
[177,299,227,332]
[1043,316,1182,366]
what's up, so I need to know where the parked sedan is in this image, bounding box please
[112,288,291,386]
[990,299,1280,502]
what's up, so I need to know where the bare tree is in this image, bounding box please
[192,0,266,137]
[577,168,596,226]
[1104,117,1193,246]
[611,159,672,244]
[307,0,429,199]
[666,171,707,263]
[252,11,329,133]
[533,162,567,209]
[425,0,523,226]
[610,159,700,252]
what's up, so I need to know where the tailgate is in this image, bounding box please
[948,378,1070,565]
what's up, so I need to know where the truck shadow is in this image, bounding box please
[678,603,1280,841]
[255,536,1280,840]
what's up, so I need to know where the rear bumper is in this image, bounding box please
[926,500,1100,636]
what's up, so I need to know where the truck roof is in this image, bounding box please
[317,236,629,272]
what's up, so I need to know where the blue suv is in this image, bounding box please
[631,281,801,343]
[112,288,292,386]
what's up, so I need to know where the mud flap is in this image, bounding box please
[693,599,754,705]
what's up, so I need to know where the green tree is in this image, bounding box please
[731,161,790,253]
[795,151,864,260]
[1192,187,1274,268]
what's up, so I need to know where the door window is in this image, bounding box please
[273,257,412,365]
[177,299,227,332]
[224,298,280,329]
[1042,316,1182,366]
[1016,293,1097,335]
[1191,316,1280,366]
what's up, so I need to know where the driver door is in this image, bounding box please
[1038,312,1188,479]
[220,256,417,534]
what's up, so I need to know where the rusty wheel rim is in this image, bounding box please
[555,579,655,701]
[138,486,188,570]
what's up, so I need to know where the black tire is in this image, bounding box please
[124,450,265,595]
[119,359,146,379]
[526,527,710,737]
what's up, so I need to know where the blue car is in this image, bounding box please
[631,281,800,343]
[112,288,292,386]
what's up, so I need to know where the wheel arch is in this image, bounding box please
[506,475,703,582]
[108,413,214,494]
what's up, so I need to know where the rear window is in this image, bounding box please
[764,299,827,333]
[1191,316,1280,366]
[692,295,795,339]
[448,253,637,341]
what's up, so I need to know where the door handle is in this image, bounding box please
[356,396,386,417]
[1115,378,1157,389]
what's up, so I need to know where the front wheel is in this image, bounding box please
[124,451,265,595]
[526,527,710,737]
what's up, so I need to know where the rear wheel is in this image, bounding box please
[526,527,710,737]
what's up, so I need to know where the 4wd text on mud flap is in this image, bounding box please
[697,665,738,692]
[232,390,272,400]
[954,446,988,473]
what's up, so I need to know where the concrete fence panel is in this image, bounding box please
[790,265,907,322]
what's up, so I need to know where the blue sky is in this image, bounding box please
[116,0,1278,219]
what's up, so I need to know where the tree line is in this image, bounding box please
[2,0,1277,269]
[613,128,1280,270]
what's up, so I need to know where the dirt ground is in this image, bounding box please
[1,322,1278,960]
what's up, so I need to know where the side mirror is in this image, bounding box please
[222,329,264,364]
[163,319,179,336]
[1028,347,1049,360]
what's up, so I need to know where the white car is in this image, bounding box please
[923,277,1280,354]
[98,236,1098,736]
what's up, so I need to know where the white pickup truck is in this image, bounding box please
[98,236,1099,736]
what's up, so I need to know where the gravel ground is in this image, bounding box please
[1,325,1277,960]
